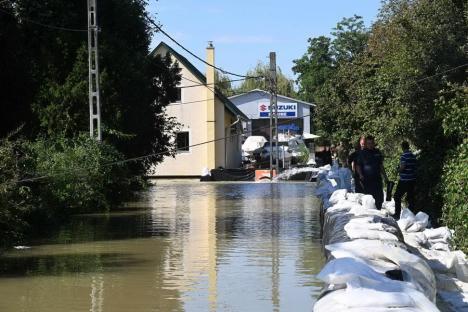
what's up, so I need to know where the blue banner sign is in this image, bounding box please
[258,102,297,118]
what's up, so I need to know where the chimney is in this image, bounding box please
[206,41,216,169]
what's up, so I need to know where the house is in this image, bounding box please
[149,41,248,177]
[228,89,315,140]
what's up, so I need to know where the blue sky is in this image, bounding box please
[148,0,382,82]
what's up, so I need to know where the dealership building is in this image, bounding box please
[228,89,315,139]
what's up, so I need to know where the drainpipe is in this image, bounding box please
[225,115,242,168]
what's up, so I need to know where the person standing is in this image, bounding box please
[394,141,417,218]
[348,136,365,193]
[356,136,389,209]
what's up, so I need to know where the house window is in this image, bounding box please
[176,131,190,152]
[174,87,182,102]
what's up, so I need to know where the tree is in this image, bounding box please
[215,71,234,97]
[2,0,182,174]
[235,62,296,97]
[294,0,468,231]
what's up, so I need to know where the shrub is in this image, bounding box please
[30,135,133,216]
[0,138,35,249]
[440,139,468,253]
[0,135,136,249]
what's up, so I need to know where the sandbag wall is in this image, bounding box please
[313,165,440,312]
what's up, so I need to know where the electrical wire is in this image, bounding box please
[147,18,263,79]
[180,77,259,89]
[409,62,468,85]
[15,113,311,183]
[167,98,215,106]
[0,7,87,32]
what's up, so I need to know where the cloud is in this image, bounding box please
[214,34,276,44]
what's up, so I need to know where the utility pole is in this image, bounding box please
[88,0,102,141]
[269,52,277,178]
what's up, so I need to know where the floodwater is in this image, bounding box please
[0,181,324,312]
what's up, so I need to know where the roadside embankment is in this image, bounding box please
[312,165,468,312]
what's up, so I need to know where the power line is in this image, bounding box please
[180,77,259,89]
[147,18,263,80]
[15,113,311,183]
[167,98,215,106]
[0,7,87,32]
[409,62,468,85]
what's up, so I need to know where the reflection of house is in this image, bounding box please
[228,90,315,140]
[149,42,248,177]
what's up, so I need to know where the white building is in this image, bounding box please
[149,42,248,177]
[228,90,315,140]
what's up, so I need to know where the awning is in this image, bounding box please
[302,133,321,139]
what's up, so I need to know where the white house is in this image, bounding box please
[149,42,248,177]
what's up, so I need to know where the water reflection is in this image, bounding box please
[0,181,324,312]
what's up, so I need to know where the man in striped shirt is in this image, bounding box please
[394,141,417,218]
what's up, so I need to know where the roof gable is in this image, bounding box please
[229,89,315,106]
[150,42,247,119]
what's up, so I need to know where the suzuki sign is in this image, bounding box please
[258,102,297,118]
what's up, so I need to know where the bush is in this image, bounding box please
[440,139,468,253]
[0,138,35,249]
[0,135,136,249]
[30,135,134,216]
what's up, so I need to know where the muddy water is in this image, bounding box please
[0,181,324,312]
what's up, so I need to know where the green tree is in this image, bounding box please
[215,71,235,97]
[6,0,182,174]
[294,0,467,230]
[235,62,296,97]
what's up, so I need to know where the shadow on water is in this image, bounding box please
[0,252,150,278]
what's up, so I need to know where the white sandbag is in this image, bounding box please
[317,257,387,285]
[314,258,439,312]
[430,242,451,251]
[419,249,458,273]
[406,211,429,232]
[403,232,428,248]
[346,192,363,203]
[424,227,452,242]
[345,227,399,241]
[382,199,396,216]
[314,289,430,312]
[361,195,376,210]
[329,189,348,204]
[325,239,437,302]
[398,208,416,231]
[349,206,386,217]
[332,199,362,211]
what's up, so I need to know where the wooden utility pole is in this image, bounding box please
[269,52,277,178]
[88,0,102,141]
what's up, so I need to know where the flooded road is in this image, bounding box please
[0,181,324,312]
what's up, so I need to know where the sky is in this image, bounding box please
[148,0,382,82]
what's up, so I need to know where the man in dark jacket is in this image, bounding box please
[394,141,417,218]
[348,136,365,193]
[356,136,388,209]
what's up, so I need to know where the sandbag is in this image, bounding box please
[329,189,348,205]
[314,258,439,312]
[325,239,437,302]
[361,195,376,210]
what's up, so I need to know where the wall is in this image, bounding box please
[150,46,208,176]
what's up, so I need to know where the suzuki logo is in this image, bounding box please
[259,104,267,111]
